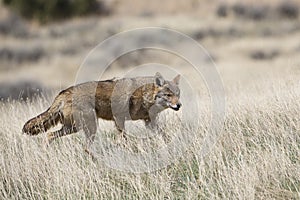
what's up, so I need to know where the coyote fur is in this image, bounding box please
[22,72,181,157]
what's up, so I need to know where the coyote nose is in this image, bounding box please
[172,102,181,111]
[169,102,182,111]
[177,102,182,109]
[177,103,182,108]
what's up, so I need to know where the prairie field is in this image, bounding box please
[1,74,300,199]
[1,0,300,199]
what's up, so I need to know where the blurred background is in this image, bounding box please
[0,0,300,100]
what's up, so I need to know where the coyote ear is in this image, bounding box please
[173,74,180,85]
[155,72,165,86]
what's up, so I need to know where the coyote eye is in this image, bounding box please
[166,94,172,97]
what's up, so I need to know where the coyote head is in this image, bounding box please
[154,72,182,111]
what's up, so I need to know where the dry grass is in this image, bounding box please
[0,75,299,199]
[0,0,300,199]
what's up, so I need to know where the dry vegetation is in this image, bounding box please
[0,0,300,199]
[0,76,299,199]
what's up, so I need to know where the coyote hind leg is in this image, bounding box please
[81,112,98,161]
[46,125,77,145]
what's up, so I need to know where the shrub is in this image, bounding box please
[216,4,228,17]
[0,81,44,101]
[0,14,28,37]
[2,0,109,23]
[232,3,269,21]
[250,49,279,60]
[0,46,45,63]
[277,1,299,19]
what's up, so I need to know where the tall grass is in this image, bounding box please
[0,79,299,199]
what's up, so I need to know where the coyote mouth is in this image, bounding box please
[169,104,180,111]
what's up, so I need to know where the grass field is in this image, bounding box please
[1,0,300,199]
[0,75,299,199]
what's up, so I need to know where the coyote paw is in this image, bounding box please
[84,148,97,162]
[115,131,128,145]
[146,123,162,135]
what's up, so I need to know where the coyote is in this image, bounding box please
[23,72,181,157]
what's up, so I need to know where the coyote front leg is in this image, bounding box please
[144,117,157,131]
[145,104,163,132]
[113,116,127,140]
[82,112,98,160]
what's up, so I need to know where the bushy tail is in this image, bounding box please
[22,102,63,136]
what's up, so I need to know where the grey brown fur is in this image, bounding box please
[22,72,181,158]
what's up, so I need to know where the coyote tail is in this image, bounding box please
[22,101,64,136]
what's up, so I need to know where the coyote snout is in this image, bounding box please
[169,102,181,111]
[22,72,181,159]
